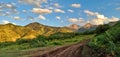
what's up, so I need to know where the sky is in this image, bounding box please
[0,0,120,27]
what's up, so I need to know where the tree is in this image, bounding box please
[95,24,110,35]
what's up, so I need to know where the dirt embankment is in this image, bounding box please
[29,40,92,57]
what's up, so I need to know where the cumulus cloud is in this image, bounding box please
[6,4,13,8]
[68,10,119,26]
[38,15,46,20]
[71,4,81,8]
[84,10,98,16]
[32,8,52,14]
[109,16,119,22]
[14,16,21,20]
[19,0,47,7]
[54,9,65,13]
[68,9,74,13]
[5,3,16,9]
[68,18,84,23]
[1,20,10,24]
[56,16,61,20]
[84,10,120,25]
[1,20,16,25]
[22,10,27,13]
[54,3,62,8]
[0,3,18,16]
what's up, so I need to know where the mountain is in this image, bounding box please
[83,23,93,29]
[68,24,79,30]
[77,23,97,33]
[26,22,73,36]
[0,22,73,42]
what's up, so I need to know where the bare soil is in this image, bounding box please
[28,40,92,57]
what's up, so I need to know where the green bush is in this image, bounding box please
[95,24,110,36]
[52,41,62,45]
[89,21,120,57]
[0,42,14,48]
[0,32,82,49]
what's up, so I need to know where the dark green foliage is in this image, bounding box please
[52,41,62,45]
[16,39,31,44]
[80,30,95,35]
[0,42,14,48]
[48,32,77,40]
[0,32,82,49]
[95,24,110,36]
[89,21,120,57]
[29,36,47,47]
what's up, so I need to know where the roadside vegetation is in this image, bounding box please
[89,21,120,57]
[0,32,94,57]
[0,32,94,51]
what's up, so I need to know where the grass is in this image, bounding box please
[0,34,94,57]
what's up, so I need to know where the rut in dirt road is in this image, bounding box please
[30,40,92,57]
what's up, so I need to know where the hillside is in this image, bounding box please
[0,22,73,42]
[67,24,79,30]
[89,21,120,57]
[77,23,97,33]
[28,21,120,57]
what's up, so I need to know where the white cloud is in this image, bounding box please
[54,3,62,8]
[22,10,27,13]
[6,4,13,8]
[1,20,16,25]
[5,3,16,9]
[54,9,65,13]
[84,10,98,16]
[68,18,84,23]
[14,16,21,20]
[84,10,120,25]
[0,3,18,16]
[32,8,52,14]
[71,4,81,8]
[38,15,46,20]
[68,9,74,13]
[19,0,47,7]
[56,16,61,20]
[2,20,10,24]
[109,16,119,22]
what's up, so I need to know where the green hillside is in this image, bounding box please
[0,22,73,42]
[89,21,120,57]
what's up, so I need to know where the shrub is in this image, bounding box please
[95,24,110,35]
[89,21,120,57]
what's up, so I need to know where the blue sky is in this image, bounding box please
[0,0,120,27]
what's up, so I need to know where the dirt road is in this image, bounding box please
[29,40,92,57]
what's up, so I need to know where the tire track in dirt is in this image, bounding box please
[29,39,92,57]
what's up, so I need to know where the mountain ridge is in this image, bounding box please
[0,22,73,42]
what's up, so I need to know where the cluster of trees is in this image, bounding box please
[95,24,110,35]
[89,21,120,57]
[0,32,82,49]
